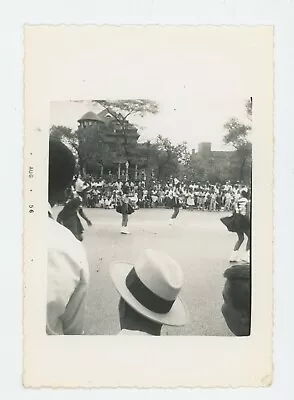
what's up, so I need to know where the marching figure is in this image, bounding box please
[116,185,135,234]
[169,179,182,225]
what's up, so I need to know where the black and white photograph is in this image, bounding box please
[48,97,252,337]
[24,25,273,387]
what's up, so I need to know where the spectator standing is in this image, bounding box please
[47,139,89,335]
[187,188,195,210]
[110,249,189,335]
[222,264,251,336]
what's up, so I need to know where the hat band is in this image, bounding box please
[126,267,175,314]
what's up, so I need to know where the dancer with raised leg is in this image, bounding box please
[221,189,251,263]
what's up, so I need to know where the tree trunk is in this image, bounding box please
[240,157,247,182]
[79,159,85,176]
[122,123,129,159]
[135,164,138,180]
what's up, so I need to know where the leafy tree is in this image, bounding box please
[223,118,251,147]
[148,135,191,181]
[50,124,109,175]
[245,97,252,121]
[223,116,252,182]
[93,99,159,118]
[184,155,205,182]
[92,99,159,161]
[133,140,155,171]
[174,141,191,166]
[154,135,178,180]
[50,125,78,148]
[50,125,79,163]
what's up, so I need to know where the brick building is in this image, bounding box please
[191,142,233,163]
[190,142,251,183]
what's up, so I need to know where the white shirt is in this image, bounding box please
[47,206,90,335]
[235,197,249,216]
[234,193,241,202]
[75,177,85,192]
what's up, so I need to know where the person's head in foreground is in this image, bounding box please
[222,264,251,336]
[110,249,189,335]
[48,138,76,207]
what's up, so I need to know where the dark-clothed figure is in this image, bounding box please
[57,196,92,241]
[222,264,251,336]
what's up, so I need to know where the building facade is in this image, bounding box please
[77,110,141,178]
[78,109,139,146]
[190,142,251,183]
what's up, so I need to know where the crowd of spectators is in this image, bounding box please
[71,174,250,212]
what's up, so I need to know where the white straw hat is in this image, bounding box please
[110,249,189,326]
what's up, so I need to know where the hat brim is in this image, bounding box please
[110,262,189,327]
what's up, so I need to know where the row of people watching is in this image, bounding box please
[72,175,250,212]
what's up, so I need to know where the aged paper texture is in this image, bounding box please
[23,25,273,387]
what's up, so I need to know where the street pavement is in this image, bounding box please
[53,207,241,336]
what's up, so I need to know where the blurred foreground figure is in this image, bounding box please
[110,249,189,335]
[47,139,89,335]
[222,264,251,336]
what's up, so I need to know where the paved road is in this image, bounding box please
[53,207,240,336]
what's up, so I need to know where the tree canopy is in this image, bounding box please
[223,117,252,149]
[245,97,252,121]
[92,99,160,161]
[92,99,159,120]
[222,97,252,182]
